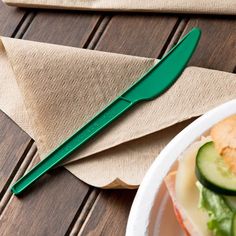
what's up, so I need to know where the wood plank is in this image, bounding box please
[0,1,26,36]
[80,190,136,236]
[24,11,102,47]
[96,14,179,58]
[0,143,37,216]
[78,14,179,236]
[0,155,89,236]
[0,10,104,236]
[0,111,31,198]
[185,16,236,72]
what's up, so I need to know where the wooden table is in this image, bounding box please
[0,2,235,235]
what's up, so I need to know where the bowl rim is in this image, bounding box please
[126,99,236,236]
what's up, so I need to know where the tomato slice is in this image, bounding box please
[165,172,190,236]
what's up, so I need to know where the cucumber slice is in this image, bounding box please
[224,196,236,211]
[195,142,236,196]
[231,213,236,236]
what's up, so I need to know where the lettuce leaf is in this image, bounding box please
[197,182,233,236]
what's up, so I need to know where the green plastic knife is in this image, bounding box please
[11,28,201,195]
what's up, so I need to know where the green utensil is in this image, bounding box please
[11,28,201,195]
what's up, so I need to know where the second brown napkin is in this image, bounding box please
[3,0,236,15]
[1,37,236,188]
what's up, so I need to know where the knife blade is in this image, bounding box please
[11,27,201,195]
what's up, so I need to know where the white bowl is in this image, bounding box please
[126,99,236,236]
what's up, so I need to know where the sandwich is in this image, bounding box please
[165,115,236,236]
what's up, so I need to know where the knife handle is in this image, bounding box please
[11,97,133,195]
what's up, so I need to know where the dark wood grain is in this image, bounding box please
[24,11,102,47]
[0,111,31,198]
[80,190,136,236]
[185,17,236,72]
[0,1,26,36]
[96,14,179,58]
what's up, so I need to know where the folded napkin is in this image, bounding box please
[1,37,236,188]
[3,0,236,15]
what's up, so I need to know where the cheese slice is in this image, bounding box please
[166,137,213,236]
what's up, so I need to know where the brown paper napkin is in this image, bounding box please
[1,36,236,188]
[3,0,236,15]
